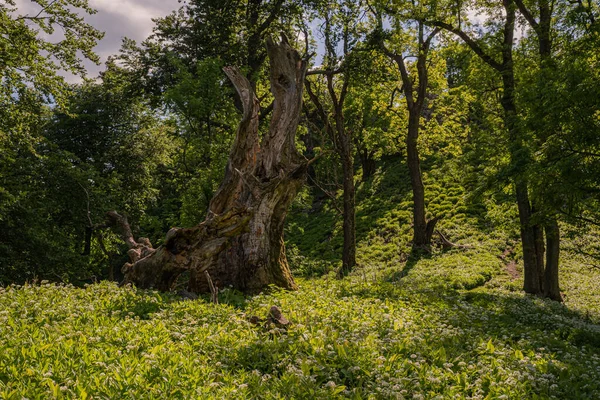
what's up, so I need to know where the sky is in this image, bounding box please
[83,0,179,78]
[12,1,502,83]
[15,0,181,81]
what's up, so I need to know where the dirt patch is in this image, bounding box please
[500,248,521,280]
[504,260,520,280]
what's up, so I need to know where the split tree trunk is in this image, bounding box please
[120,37,308,293]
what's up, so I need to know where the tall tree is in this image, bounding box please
[514,0,562,300]
[304,0,364,276]
[516,0,600,300]
[370,4,441,249]
[0,0,103,283]
[426,0,550,297]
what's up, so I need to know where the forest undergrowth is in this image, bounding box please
[1,160,600,399]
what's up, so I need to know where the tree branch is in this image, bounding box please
[258,0,285,34]
[425,20,502,71]
[514,0,541,33]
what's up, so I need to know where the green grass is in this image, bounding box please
[2,158,600,399]
[286,156,517,276]
[1,263,599,399]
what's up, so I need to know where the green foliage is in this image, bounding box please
[0,0,105,283]
[1,250,599,399]
[0,63,177,283]
[0,0,103,110]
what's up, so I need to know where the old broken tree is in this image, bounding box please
[116,37,309,293]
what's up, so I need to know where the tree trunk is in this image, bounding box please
[381,22,437,249]
[544,218,562,301]
[498,0,543,296]
[338,142,356,277]
[407,112,428,248]
[304,67,356,277]
[515,182,541,295]
[356,139,376,182]
[533,221,546,290]
[121,37,308,293]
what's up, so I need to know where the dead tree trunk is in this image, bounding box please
[120,36,308,293]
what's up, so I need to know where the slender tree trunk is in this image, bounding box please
[544,218,562,301]
[338,140,356,277]
[120,37,308,293]
[305,60,356,277]
[407,111,428,247]
[533,221,546,290]
[538,2,562,301]
[380,21,438,249]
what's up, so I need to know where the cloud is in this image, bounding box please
[81,0,179,79]
[13,0,179,81]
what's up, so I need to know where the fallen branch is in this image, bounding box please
[435,230,473,250]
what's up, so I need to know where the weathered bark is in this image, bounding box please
[544,218,562,301]
[121,37,308,293]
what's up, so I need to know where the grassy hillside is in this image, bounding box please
[1,160,600,399]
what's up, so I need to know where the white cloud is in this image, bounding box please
[82,0,179,78]
[13,0,180,81]
[88,0,172,35]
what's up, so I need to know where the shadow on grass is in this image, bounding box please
[383,247,433,283]
[213,274,600,398]
[286,156,415,276]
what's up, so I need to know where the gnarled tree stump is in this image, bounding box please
[119,36,308,293]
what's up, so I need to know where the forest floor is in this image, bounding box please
[0,256,599,399]
[1,159,600,399]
